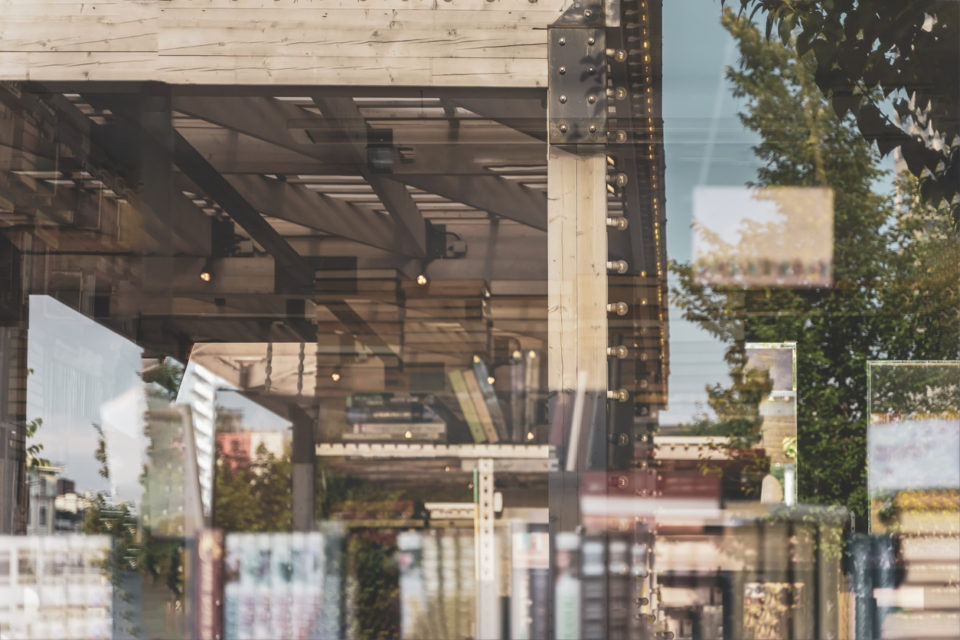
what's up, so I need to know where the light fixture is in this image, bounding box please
[526,431,535,441]
[330,369,341,382]
[416,273,428,286]
[199,258,214,283]
[487,376,496,385]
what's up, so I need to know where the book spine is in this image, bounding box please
[353,422,446,434]
[448,369,488,443]
[341,432,446,443]
[253,534,272,640]
[554,532,581,640]
[509,354,526,442]
[456,530,475,639]
[398,531,426,640]
[527,524,551,640]
[472,356,510,441]
[510,521,531,640]
[524,350,540,434]
[345,406,437,424]
[271,534,292,640]
[224,534,240,640]
[606,534,631,640]
[462,369,500,443]
[580,535,606,640]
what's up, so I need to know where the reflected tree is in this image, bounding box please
[727,0,960,227]
[672,10,960,527]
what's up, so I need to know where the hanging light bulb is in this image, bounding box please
[416,273,428,286]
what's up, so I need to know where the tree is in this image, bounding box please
[671,9,960,528]
[727,0,960,228]
[214,443,293,532]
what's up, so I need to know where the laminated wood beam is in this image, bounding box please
[225,174,422,257]
[0,0,565,87]
[393,173,547,231]
[312,96,427,257]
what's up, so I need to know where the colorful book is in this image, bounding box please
[509,352,526,442]
[448,369,488,443]
[472,355,510,441]
[462,369,500,443]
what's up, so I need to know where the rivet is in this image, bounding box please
[615,87,627,100]
[587,67,595,74]
[587,95,596,104]
[588,36,596,45]
[559,95,567,104]
[588,124,597,133]
[558,37,566,45]
[584,8,592,17]
[558,66,567,75]
[559,123,568,134]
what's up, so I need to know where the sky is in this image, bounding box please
[658,0,763,426]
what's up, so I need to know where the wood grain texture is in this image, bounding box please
[0,0,562,86]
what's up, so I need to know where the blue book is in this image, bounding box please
[471,355,509,442]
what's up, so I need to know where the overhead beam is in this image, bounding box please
[447,96,547,141]
[0,0,565,86]
[225,174,422,257]
[312,96,428,257]
[393,174,547,231]
[176,95,426,256]
[170,130,315,291]
[179,127,545,176]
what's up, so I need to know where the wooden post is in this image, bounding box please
[547,146,608,395]
[546,146,608,541]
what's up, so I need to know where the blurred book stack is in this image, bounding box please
[397,529,475,639]
[343,393,447,443]
[223,530,343,640]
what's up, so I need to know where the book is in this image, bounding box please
[345,404,440,424]
[472,355,510,441]
[509,353,526,442]
[554,532,582,640]
[580,534,607,640]
[448,369,488,444]
[510,521,532,640]
[462,369,500,443]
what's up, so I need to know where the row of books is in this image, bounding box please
[397,529,476,639]
[222,531,344,640]
[341,350,542,445]
[448,351,541,444]
[343,393,447,443]
[513,526,652,640]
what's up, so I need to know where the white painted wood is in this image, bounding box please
[0,0,563,86]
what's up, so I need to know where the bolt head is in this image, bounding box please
[558,37,566,45]
[587,95,596,104]
[558,66,566,74]
[588,36,596,45]
[559,94,567,103]
[584,8,592,17]
[558,123,568,134]
[588,125,597,133]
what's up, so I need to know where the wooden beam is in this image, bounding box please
[447,96,547,141]
[225,174,422,257]
[171,130,314,290]
[393,173,547,231]
[547,147,607,393]
[313,96,428,257]
[180,126,545,176]
[0,0,564,87]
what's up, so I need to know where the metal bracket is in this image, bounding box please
[548,1,607,145]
